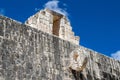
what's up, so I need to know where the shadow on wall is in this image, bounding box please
[71,69,87,80]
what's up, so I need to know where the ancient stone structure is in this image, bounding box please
[0,9,120,80]
[25,8,80,45]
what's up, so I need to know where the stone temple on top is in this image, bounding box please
[25,8,80,45]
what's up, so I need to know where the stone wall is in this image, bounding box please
[0,15,120,80]
[25,9,80,45]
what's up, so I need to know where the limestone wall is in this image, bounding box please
[25,9,80,45]
[0,15,120,80]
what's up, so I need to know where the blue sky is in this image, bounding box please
[0,0,120,60]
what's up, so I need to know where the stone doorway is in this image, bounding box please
[52,15,62,36]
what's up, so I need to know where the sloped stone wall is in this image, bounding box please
[0,15,120,80]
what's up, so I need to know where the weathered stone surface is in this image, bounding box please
[25,9,80,45]
[0,15,120,80]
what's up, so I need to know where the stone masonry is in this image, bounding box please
[0,10,120,80]
[25,8,80,45]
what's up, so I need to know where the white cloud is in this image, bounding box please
[44,0,68,17]
[0,8,5,15]
[111,50,120,61]
[35,8,40,11]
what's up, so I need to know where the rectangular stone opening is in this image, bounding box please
[52,15,61,36]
